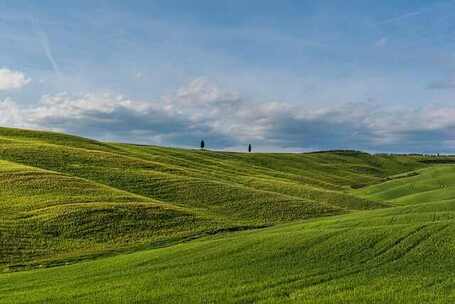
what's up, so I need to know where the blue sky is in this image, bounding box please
[1,0,455,152]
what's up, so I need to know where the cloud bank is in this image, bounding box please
[1,78,455,153]
[0,68,31,91]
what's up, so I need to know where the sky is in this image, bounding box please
[1,0,455,152]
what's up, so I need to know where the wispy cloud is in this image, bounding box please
[379,10,424,25]
[377,1,455,25]
[31,18,61,77]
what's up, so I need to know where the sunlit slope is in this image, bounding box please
[115,144,424,191]
[0,160,221,268]
[2,197,455,303]
[0,128,420,225]
[0,127,118,153]
[0,127,435,271]
[0,140,343,223]
[355,165,455,205]
[0,128,452,302]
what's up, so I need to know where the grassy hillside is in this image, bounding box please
[0,159,224,268]
[0,127,430,269]
[2,192,455,303]
[0,129,422,224]
[354,165,455,205]
[0,128,417,268]
[0,132,375,224]
[1,127,453,303]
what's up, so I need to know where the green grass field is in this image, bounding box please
[0,127,454,303]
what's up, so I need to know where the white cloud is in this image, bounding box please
[0,98,26,126]
[0,68,31,91]
[1,78,455,153]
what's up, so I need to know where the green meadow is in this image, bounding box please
[0,127,455,303]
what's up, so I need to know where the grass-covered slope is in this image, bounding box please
[354,165,455,205]
[0,127,431,269]
[1,127,455,302]
[2,194,455,303]
[0,129,422,223]
[0,160,222,268]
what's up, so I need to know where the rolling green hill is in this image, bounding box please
[2,187,455,303]
[354,165,455,206]
[0,127,424,268]
[0,159,224,268]
[0,127,453,303]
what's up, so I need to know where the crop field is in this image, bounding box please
[0,127,454,303]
